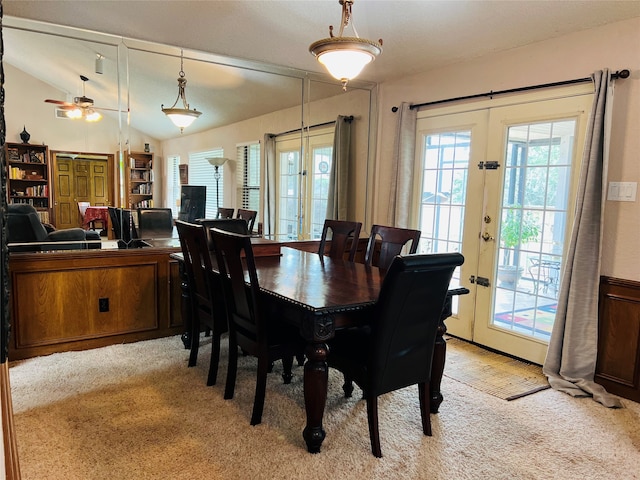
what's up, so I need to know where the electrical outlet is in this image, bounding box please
[98,297,109,312]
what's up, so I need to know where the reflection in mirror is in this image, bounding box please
[4,16,376,252]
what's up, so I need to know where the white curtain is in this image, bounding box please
[261,133,277,237]
[543,70,622,408]
[388,102,417,227]
[326,115,352,220]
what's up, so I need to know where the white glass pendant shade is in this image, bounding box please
[308,1,382,90]
[163,109,201,129]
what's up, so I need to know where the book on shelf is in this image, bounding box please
[7,148,20,161]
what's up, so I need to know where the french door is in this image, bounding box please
[414,86,593,363]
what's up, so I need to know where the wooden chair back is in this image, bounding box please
[175,220,228,385]
[236,208,258,233]
[211,227,301,425]
[318,219,362,261]
[364,224,422,271]
[216,207,235,219]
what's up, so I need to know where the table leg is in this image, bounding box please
[302,342,328,453]
[177,261,192,349]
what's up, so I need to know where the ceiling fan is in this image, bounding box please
[45,75,115,122]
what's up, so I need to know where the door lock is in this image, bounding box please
[484,215,492,224]
[481,232,494,242]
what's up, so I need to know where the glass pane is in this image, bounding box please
[418,130,471,307]
[493,118,576,341]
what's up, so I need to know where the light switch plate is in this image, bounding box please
[607,181,637,202]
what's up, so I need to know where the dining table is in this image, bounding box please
[172,244,468,454]
[82,205,109,233]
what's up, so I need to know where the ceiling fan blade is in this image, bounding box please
[93,105,123,112]
[45,98,74,107]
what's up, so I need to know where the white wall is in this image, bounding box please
[374,17,640,281]
[160,87,373,222]
[4,64,162,206]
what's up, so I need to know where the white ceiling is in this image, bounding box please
[4,0,640,140]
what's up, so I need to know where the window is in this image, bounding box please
[188,148,224,219]
[236,142,260,212]
[275,127,333,240]
[168,155,181,218]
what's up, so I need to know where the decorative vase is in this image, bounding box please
[20,126,31,144]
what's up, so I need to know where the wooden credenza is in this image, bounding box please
[595,276,640,402]
[8,247,183,360]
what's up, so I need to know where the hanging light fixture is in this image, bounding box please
[309,0,382,91]
[161,49,202,133]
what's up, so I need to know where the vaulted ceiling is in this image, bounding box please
[4,0,640,140]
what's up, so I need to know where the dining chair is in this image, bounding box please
[176,220,228,386]
[317,219,362,261]
[77,201,92,229]
[210,228,304,426]
[327,252,465,457]
[364,224,422,272]
[236,208,258,233]
[216,207,235,219]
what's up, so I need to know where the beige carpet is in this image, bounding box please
[443,337,550,401]
[8,335,640,480]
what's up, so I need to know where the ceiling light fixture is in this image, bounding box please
[161,49,202,133]
[309,0,382,91]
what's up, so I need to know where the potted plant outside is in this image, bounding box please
[497,207,539,288]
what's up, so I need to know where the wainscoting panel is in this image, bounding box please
[596,276,640,402]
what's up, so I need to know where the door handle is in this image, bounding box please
[481,232,494,242]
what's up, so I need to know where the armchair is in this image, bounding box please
[7,204,101,252]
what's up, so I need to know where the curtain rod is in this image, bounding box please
[273,116,354,137]
[392,69,630,112]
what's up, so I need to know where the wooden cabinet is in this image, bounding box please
[596,276,640,403]
[126,151,154,209]
[8,247,183,360]
[5,142,51,223]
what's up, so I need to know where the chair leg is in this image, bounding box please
[366,395,382,458]
[296,353,305,366]
[251,357,269,426]
[188,329,199,367]
[342,375,354,398]
[206,333,221,386]
[418,381,432,436]
[224,336,239,400]
[281,356,293,384]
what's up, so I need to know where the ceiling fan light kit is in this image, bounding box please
[45,75,106,122]
[309,0,382,91]
[161,49,202,133]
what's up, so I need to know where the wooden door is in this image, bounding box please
[53,156,110,229]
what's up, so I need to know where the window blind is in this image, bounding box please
[188,148,224,219]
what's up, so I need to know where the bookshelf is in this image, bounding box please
[5,142,51,223]
[126,152,154,209]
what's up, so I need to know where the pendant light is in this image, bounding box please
[161,49,202,133]
[309,0,382,91]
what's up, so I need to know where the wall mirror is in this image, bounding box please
[3,16,376,250]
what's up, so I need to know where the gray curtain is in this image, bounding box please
[261,133,277,237]
[388,102,417,227]
[326,116,352,220]
[543,70,622,408]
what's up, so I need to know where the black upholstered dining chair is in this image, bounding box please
[364,224,422,272]
[236,208,258,233]
[317,219,362,261]
[327,252,464,457]
[210,228,304,426]
[176,220,228,386]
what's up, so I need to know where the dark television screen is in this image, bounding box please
[178,185,206,223]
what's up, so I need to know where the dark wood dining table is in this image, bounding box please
[173,244,468,453]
